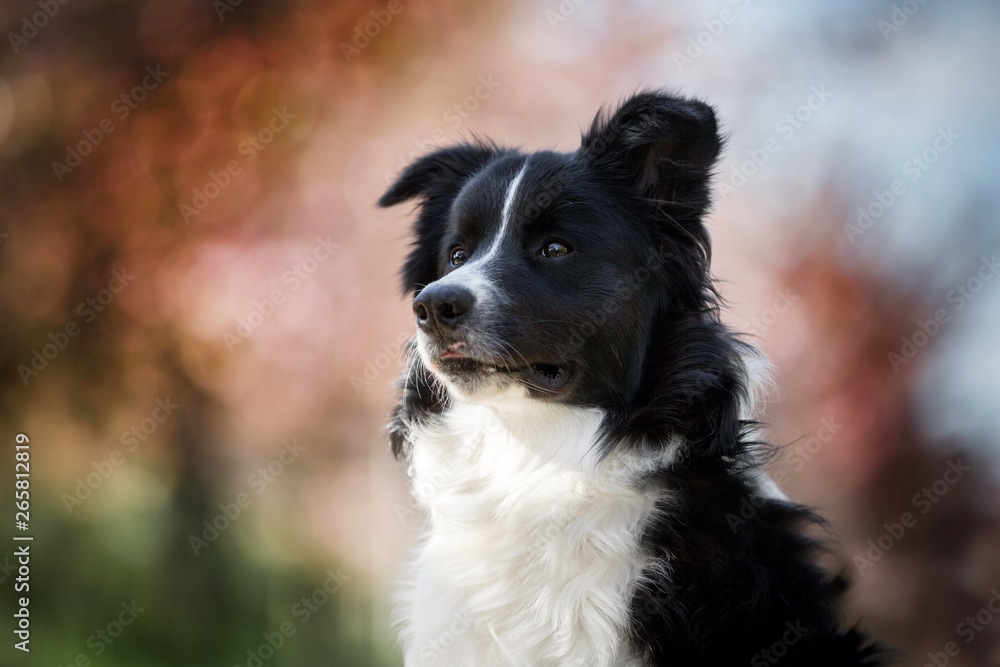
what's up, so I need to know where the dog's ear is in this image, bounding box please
[581,91,721,214]
[380,143,500,295]
[378,143,499,207]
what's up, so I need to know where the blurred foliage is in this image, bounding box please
[0,0,408,664]
[1,490,391,666]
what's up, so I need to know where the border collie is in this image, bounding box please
[379,90,886,666]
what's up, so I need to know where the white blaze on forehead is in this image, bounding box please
[427,160,528,315]
[478,160,529,264]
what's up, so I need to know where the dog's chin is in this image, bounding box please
[422,350,575,401]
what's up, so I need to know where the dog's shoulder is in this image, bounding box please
[630,454,889,666]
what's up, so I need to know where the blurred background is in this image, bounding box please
[1,0,998,665]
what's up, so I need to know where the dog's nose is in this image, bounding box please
[413,284,475,335]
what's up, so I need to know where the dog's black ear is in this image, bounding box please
[380,143,501,295]
[378,143,499,207]
[581,91,721,212]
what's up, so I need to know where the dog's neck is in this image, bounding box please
[440,393,606,468]
[397,396,667,666]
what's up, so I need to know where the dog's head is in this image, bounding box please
[380,91,722,407]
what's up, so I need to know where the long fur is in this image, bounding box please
[379,90,888,666]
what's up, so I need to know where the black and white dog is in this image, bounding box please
[379,91,886,666]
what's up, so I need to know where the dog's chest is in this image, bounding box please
[397,402,656,667]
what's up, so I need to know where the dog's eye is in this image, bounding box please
[450,245,468,266]
[540,241,571,258]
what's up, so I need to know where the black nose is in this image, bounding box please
[413,284,475,335]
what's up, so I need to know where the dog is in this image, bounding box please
[378,90,886,666]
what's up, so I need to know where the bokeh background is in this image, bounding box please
[1,0,999,665]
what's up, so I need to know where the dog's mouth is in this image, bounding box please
[435,355,573,393]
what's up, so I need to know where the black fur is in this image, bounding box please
[387,341,449,460]
[380,142,510,295]
[380,90,888,665]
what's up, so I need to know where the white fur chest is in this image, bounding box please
[395,398,667,667]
